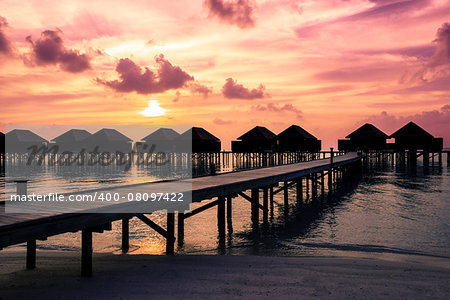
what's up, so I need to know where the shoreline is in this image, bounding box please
[1,251,449,299]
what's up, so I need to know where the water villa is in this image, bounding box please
[5,129,48,154]
[390,122,443,151]
[51,129,92,153]
[83,128,132,153]
[178,127,221,153]
[338,123,389,151]
[0,132,4,155]
[277,125,321,152]
[232,126,277,153]
[139,128,180,153]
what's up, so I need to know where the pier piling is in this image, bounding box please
[122,218,129,253]
[81,229,93,277]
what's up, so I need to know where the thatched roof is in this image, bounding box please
[6,129,48,143]
[52,129,91,142]
[179,127,220,141]
[89,128,132,142]
[390,122,433,138]
[277,125,317,140]
[238,126,276,141]
[142,128,180,141]
[346,123,389,139]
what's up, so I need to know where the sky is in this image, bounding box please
[1,0,449,149]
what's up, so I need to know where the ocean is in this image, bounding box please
[1,154,449,260]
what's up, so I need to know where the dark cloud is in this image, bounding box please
[204,0,255,29]
[25,29,90,73]
[188,82,213,98]
[251,103,302,119]
[98,54,194,94]
[222,77,266,99]
[0,16,12,56]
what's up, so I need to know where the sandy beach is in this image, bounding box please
[1,251,449,299]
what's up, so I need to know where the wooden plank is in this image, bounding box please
[183,199,219,219]
[137,214,168,239]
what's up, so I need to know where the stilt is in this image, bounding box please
[283,181,288,208]
[251,188,259,229]
[26,240,36,270]
[217,196,226,238]
[122,218,129,253]
[227,196,233,232]
[177,213,185,242]
[423,151,429,168]
[296,177,302,203]
[328,148,334,192]
[81,229,93,277]
[263,187,269,223]
[269,186,274,218]
[321,171,325,197]
[166,213,175,255]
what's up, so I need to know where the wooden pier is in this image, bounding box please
[0,151,365,276]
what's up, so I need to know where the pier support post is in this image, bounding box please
[122,218,129,253]
[321,171,325,197]
[263,187,269,223]
[251,189,259,229]
[306,175,310,200]
[311,174,317,200]
[217,196,226,238]
[296,178,302,204]
[26,240,36,270]
[81,229,93,277]
[447,152,450,167]
[227,196,233,233]
[328,148,334,192]
[439,152,442,166]
[177,213,185,242]
[423,151,429,168]
[166,213,175,255]
[283,181,288,208]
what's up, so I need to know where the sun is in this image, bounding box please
[140,100,168,117]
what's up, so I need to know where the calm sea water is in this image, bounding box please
[1,155,449,259]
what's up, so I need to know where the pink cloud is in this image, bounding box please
[97,54,194,94]
[0,16,12,56]
[24,29,91,73]
[251,103,302,119]
[222,77,266,99]
[204,0,255,29]
[213,117,232,125]
[188,82,213,98]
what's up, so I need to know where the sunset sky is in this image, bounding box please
[1,0,449,149]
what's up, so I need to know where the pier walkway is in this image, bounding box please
[0,152,361,276]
